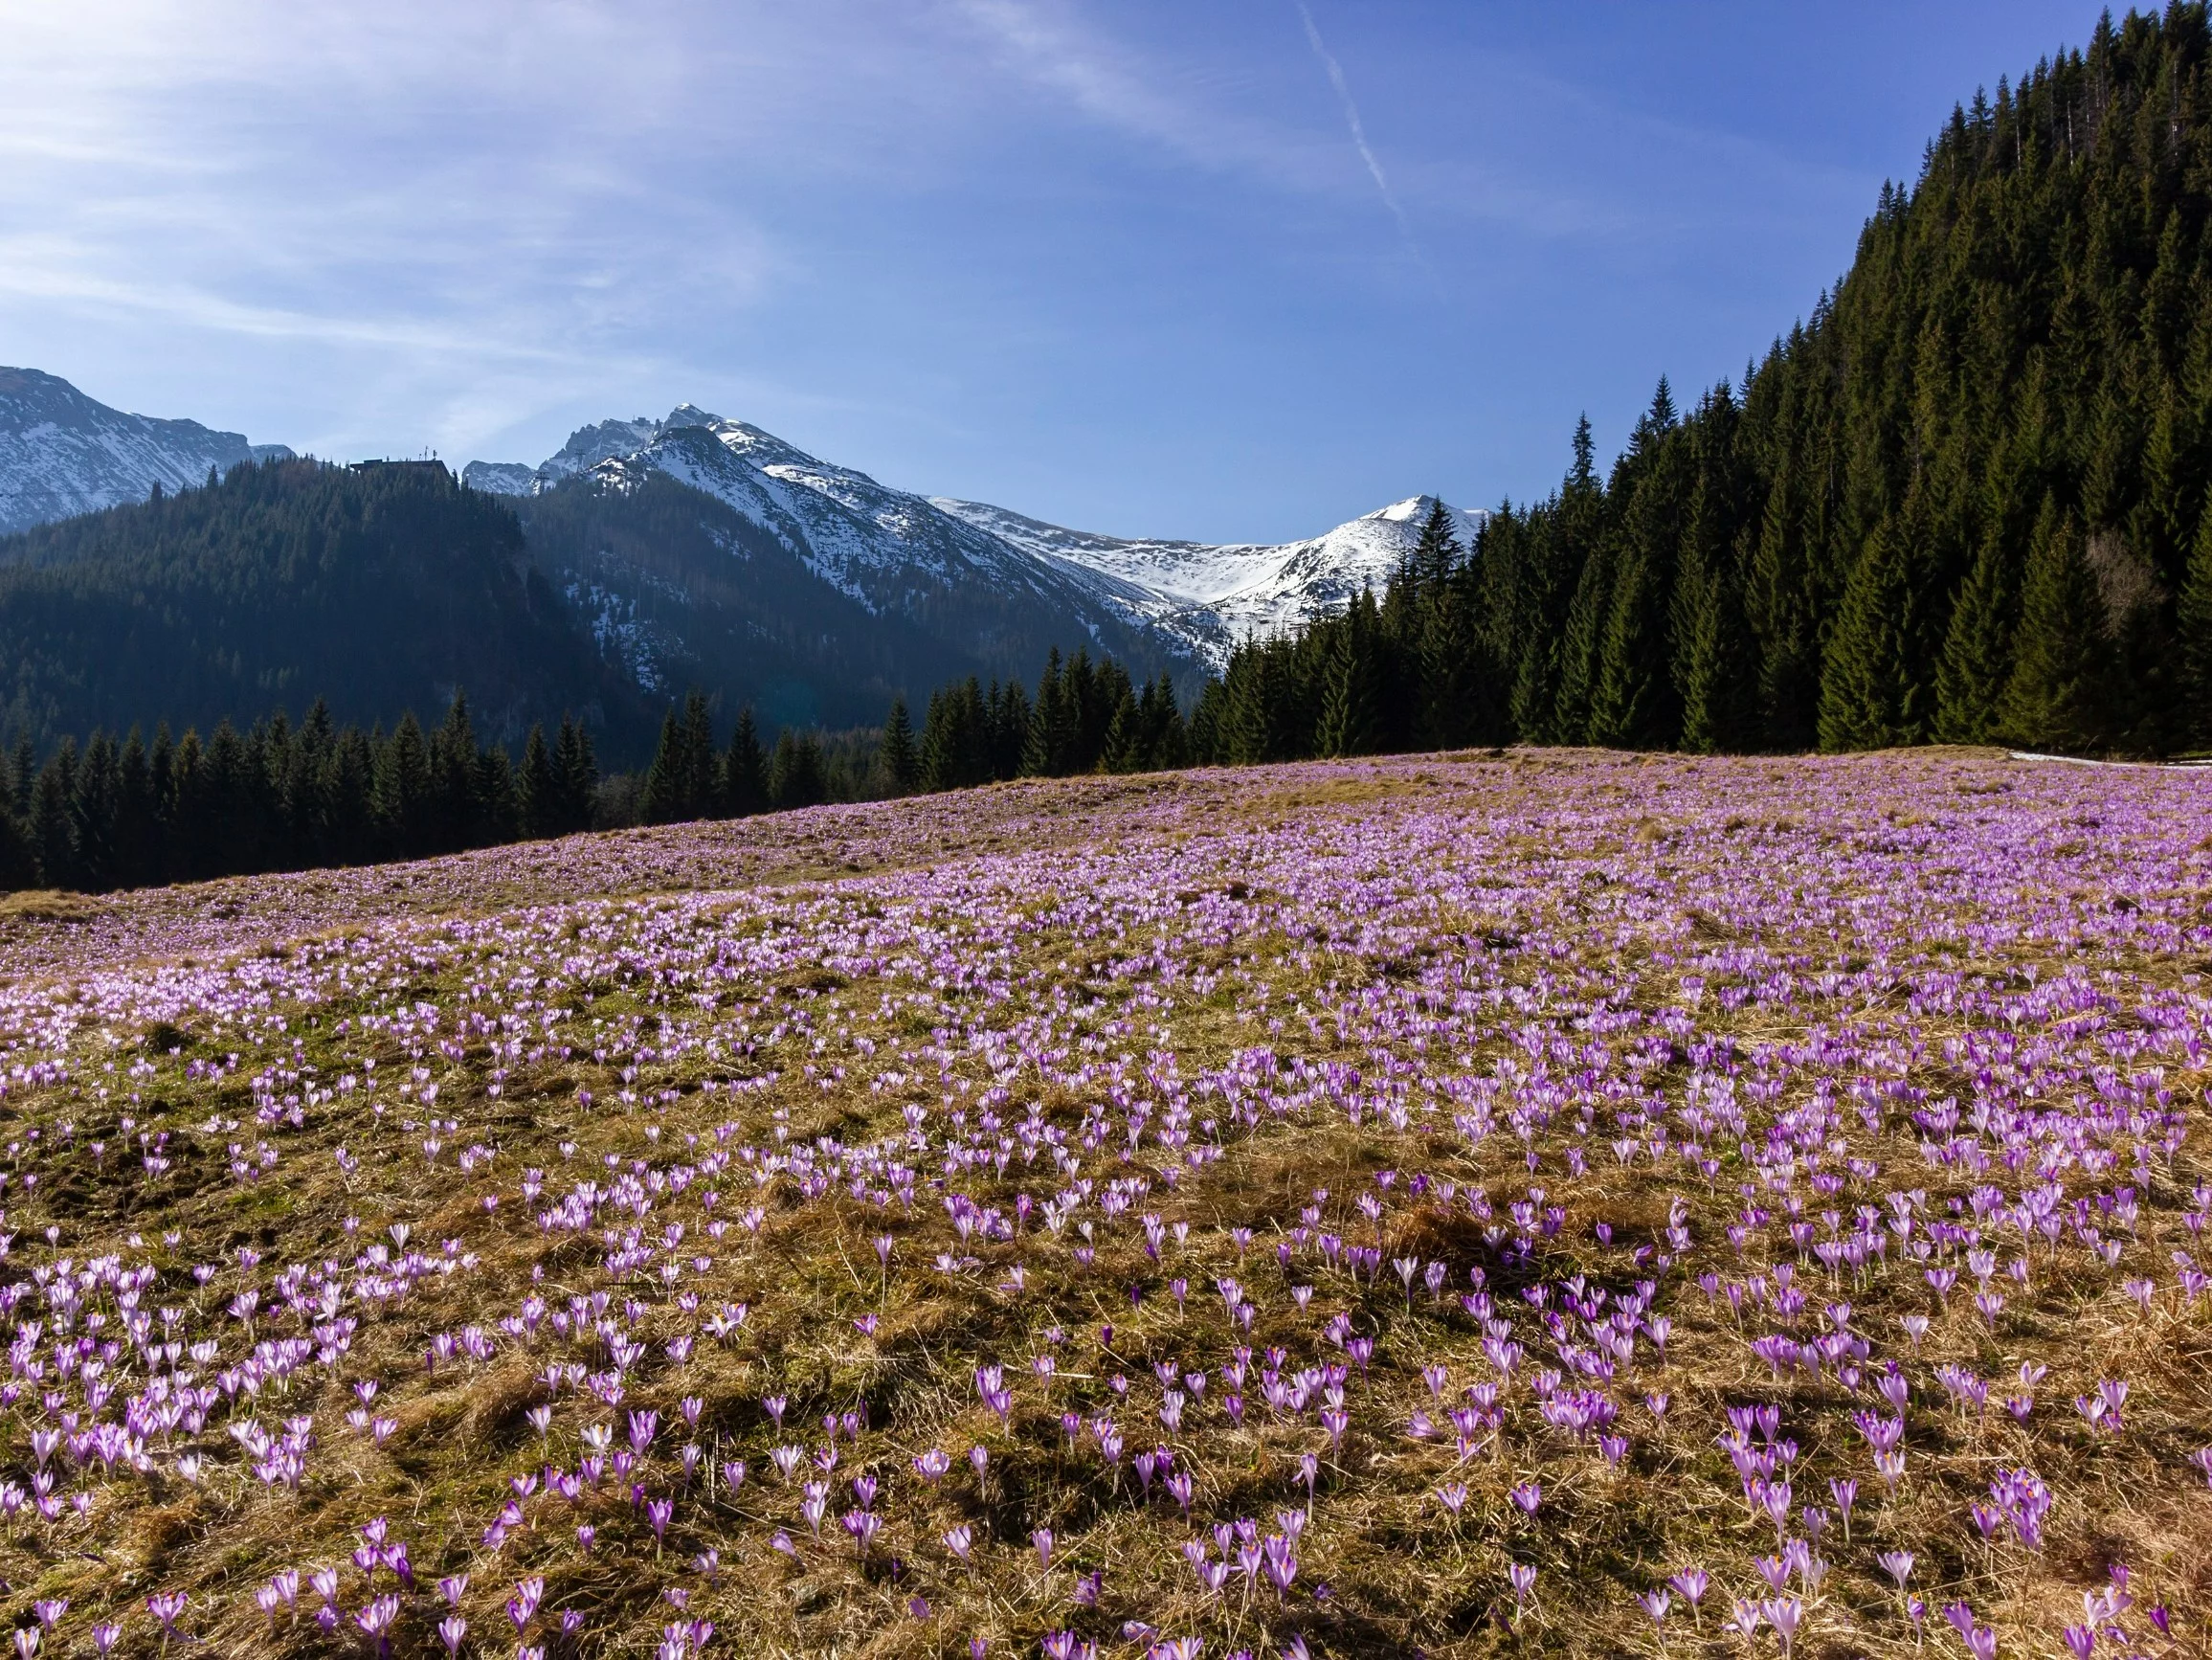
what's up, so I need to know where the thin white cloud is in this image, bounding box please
[0,0,1889,510]
[0,244,608,364]
[949,0,1345,191]
[0,0,868,458]
[1291,0,1413,244]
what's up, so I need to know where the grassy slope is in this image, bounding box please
[0,749,2205,1659]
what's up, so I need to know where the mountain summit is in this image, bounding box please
[467,413,1482,671]
[0,369,294,536]
[0,371,1486,746]
[932,492,1486,667]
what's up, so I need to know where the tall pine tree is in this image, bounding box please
[1818,519,1925,751]
[1998,505,2113,751]
[722,707,767,817]
[1933,526,2023,744]
[880,697,920,795]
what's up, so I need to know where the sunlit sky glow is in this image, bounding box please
[1,0,2093,541]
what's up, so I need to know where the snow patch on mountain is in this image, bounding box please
[472,410,1138,636]
[0,368,297,538]
[460,460,537,496]
[933,494,1487,667]
[468,411,1484,673]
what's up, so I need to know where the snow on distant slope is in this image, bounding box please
[468,409,1179,696]
[472,409,1151,627]
[467,411,1484,673]
[935,494,1487,668]
[0,368,296,538]
[927,499,1277,601]
[459,460,536,496]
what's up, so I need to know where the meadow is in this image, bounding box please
[0,748,2204,1660]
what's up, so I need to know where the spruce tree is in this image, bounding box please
[72,732,122,890]
[1024,650,1076,776]
[1592,382,1693,749]
[989,680,1031,780]
[919,680,989,789]
[1315,594,1385,758]
[431,691,480,852]
[1069,653,1109,771]
[1670,391,1757,752]
[1933,528,2022,744]
[1745,418,1824,751]
[1103,681,1143,772]
[639,709,687,825]
[1590,533,1679,746]
[1223,639,1297,764]
[32,744,78,889]
[769,729,827,809]
[1084,659,1132,772]
[292,699,338,864]
[881,697,920,795]
[1147,675,1189,769]
[1998,507,2113,752]
[171,729,211,879]
[377,712,435,857]
[518,724,559,839]
[553,715,599,832]
[1674,548,1757,753]
[1552,539,1613,744]
[1411,498,1462,592]
[1505,420,1600,743]
[223,718,269,876]
[147,726,176,880]
[115,728,157,888]
[474,746,519,845]
[1817,521,1924,751]
[2180,502,2212,749]
[1187,679,1228,764]
[0,788,34,891]
[918,689,957,794]
[205,722,257,876]
[722,707,767,817]
[9,736,34,825]
[1418,578,1491,751]
[329,728,376,859]
[681,691,718,817]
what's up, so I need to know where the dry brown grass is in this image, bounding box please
[0,750,2201,1659]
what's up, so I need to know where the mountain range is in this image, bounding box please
[462,408,1484,677]
[0,369,1478,750]
[0,367,293,537]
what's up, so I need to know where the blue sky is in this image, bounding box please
[2,0,2097,542]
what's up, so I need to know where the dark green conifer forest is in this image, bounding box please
[1204,6,2212,761]
[0,694,601,894]
[0,457,645,749]
[8,5,2212,898]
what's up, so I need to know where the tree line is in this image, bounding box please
[1205,9,2212,763]
[12,8,2212,894]
[0,646,1196,893]
[0,694,604,893]
[622,649,1191,828]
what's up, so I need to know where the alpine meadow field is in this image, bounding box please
[0,749,2206,1660]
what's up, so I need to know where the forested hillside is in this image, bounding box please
[0,696,604,892]
[11,2,2212,908]
[1206,5,2212,760]
[0,458,649,751]
[511,465,984,732]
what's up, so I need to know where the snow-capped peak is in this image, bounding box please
[0,367,296,538]
[466,413,1484,671]
[931,493,1486,665]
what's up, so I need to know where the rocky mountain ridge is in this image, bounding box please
[466,408,1482,671]
[0,368,294,537]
